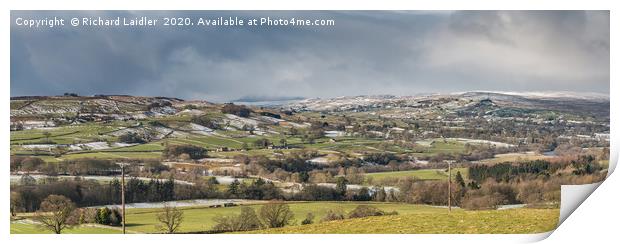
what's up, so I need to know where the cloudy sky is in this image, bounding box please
[11,11,609,102]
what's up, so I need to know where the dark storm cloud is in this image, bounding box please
[10,10,609,102]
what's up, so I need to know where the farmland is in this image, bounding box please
[10,221,122,234]
[9,93,609,234]
[365,168,469,182]
[247,208,559,234]
[11,201,559,234]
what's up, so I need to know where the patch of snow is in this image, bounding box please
[447,138,515,148]
[325,130,345,138]
[96,199,251,209]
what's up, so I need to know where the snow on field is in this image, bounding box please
[17,121,56,130]
[21,144,57,150]
[177,109,205,116]
[316,183,399,193]
[224,114,260,127]
[186,123,217,136]
[96,199,254,209]
[267,130,280,135]
[130,113,148,119]
[148,106,177,115]
[10,175,194,185]
[258,115,284,123]
[325,130,345,138]
[188,123,213,132]
[199,158,235,163]
[307,156,332,165]
[447,138,515,148]
[170,131,189,137]
[152,126,174,137]
[112,142,139,147]
[68,141,110,150]
[207,176,242,185]
[20,141,139,151]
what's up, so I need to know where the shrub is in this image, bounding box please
[95,207,112,225]
[212,207,263,232]
[221,103,252,117]
[321,209,345,222]
[147,101,172,110]
[183,104,198,110]
[347,205,395,219]
[109,208,122,226]
[461,193,504,210]
[259,202,295,228]
[162,144,207,159]
[118,132,146,144]
[82,208,98,223]
[148,120,166,127]
[301,213,315,225]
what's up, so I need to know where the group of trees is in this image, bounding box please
[468,155,601,183]
[397,156,606,210]
[221,103,252,117]
[190,115,221,130]
[212,202,294,232]
[212,203,397,233]
[22,194,399,234]
[118,132,146,144]
[26,194,182,234]
[146,100,173,110]
[26,195,121,234]
[11,157,128,176]
[162,144,207,160]
[10,175,207,213]
[225,178,282,200]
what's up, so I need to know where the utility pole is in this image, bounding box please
[121,164,126,234]
[448,161,452,213]
[116,162,128,234]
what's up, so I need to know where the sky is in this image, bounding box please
[11,11,610,102]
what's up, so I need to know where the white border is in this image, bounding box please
[2,1,616,243]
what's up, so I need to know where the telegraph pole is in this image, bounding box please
[448,161,452,213]
[116,162,128,234]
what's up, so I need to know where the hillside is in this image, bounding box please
[246,208,559,234]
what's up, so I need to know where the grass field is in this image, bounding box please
[121,201,442,233]
[479,152,554,164]
[247,208,559,234]
[11,201,559,234]
[10,118,469,163]
[10,222,122,234]
[365,168,469,183]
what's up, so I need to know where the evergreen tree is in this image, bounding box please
[228,179,241,196]
[455,171,466,188]
[335,177,348,198]
[373,186,386,202]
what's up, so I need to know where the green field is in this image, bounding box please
[11,201,559,234]
[479,153,554,164]
[10,222,122,234]
[10,114,469,163]
[121,201,440,233]
[247,208,559,234]
[365,168,469,183]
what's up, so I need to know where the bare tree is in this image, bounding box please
[212,207,262,232]
[156,203,184,233]
[259,202,295,228]
[34,195,75,234]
